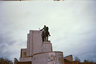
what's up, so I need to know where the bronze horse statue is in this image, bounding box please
[41,25,50,42]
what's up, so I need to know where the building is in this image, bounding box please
[15,29,96,64]
[14,30,65,64]
[14,29,88,64]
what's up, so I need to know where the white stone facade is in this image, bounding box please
[32,52,64,64]
[42,41,52,53]
[20,30,64,64]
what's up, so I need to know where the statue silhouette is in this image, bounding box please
[40,25,50,42]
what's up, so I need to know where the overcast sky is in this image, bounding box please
[0,0,96,62]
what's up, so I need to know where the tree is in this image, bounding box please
[75,57,80,62]
[84,59,94,64]
[0,57,13,64]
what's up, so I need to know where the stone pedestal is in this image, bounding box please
[32,51,64,64]
[42,41,52,53]
[19,30,64,64]
[20,57,32,62]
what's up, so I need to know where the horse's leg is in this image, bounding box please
[44,36,46,42]
[44,37,46,41]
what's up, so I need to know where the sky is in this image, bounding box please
[0,0,96,62]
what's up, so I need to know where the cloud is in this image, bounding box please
[0,1,96,62]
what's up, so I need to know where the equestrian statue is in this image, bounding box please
[40,25,50,42]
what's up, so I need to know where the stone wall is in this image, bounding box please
[18,30,64,64]
[27,30,42,56]
[64,55,73,62]
[32,51,64,64]
[20,49,27,58]
[42,41,52,53]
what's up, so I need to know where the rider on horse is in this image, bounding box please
[40,25,50,42]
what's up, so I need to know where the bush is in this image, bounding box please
[0,57,13,64]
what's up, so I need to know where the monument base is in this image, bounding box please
[17,30,65,64]
[19,51,64,64]
[42,41,52,53]
[32,51,64,64]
